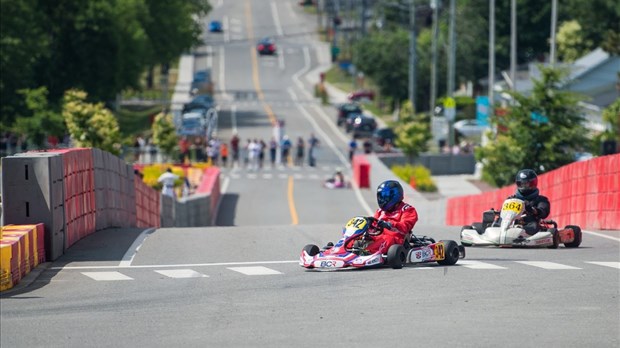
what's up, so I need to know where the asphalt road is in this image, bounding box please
[1,1,619,347]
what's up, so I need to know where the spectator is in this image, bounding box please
[281,135,292,166]
[308,133,319,167]
[178,137,190,164]
[295,136,305,167]
[348,138,358,162]
[220,142,229,167]
[259,139,266,169]
[231,133,240,167]
[363,139,372,154]
[157,168,179,199]
[269,137,278,168]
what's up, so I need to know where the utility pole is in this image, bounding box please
[409,0,417,112]
[489,0,495,112]
[510,0,517,96]
[360,0,367,36]
[550,0,558,66]
[430,0,439,114]
[447,0,456,98]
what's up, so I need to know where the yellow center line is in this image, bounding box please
[245,0,277,126]
[287,176,299,225]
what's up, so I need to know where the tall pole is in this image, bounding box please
[510,0,517,96]
[430,0,439,113]
[550,0,558,66]
[447,0,456,98]
[489,0,495,112]
[361,0,367,36]
[409,0,417,112]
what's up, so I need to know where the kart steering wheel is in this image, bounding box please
[365,217,383,236]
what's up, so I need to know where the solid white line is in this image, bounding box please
[585,261,620,269]
[583,230,620,242]
[223,16,230,43]
[270,1,284,37]
[219,46,228,100]
[278,44,285,71]
[52,260,299,270]
[292,46,311,92]
[206,45,213,69]
[285,1,299,20]
[119,228,156,267]
[516,261,581,270]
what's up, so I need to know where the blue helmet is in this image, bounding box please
[377,180,404,211]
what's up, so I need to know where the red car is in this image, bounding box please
[257,37,276,55]
[347,90,375,102]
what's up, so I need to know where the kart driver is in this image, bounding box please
[365,180,419,254]
[508,169,550,235]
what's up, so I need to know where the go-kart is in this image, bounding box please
[300,216,465,270]
[460,198,582,248]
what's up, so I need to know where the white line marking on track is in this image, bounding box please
[155,269,208,278]
[54,260,299,270]
[119,228,155,267]
[82,272,134,281]
[458,260,507,269]
[516,261,581,270]
[228,266,282,275]
[585,261,620,269]
[270,1,284,37]
[583,230,620,242]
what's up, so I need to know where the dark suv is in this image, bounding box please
[336,103,362,126]
[346,114,377,138]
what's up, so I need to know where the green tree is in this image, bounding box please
[0,0,50,125]
[394,100,432,160]
[476,67,589,187]
[151,112,178,158]
[11,87,65,148]
[557,20,591,62]
[63,89,122,154]
[601,98,620,143]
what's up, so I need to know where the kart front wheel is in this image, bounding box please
[387,245,406,269]
[546,228,559,249]
[563,225,582,248]
[437,240,460,265]
[303,244,320,256]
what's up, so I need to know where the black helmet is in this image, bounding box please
[515,169,538,196]
[377,180,404,211]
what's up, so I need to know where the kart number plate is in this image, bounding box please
[346,217,367,230]
[433,242,445,260]
[502,201,523,213]
[314,260,344,268]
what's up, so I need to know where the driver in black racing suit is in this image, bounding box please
[508,169,550,235]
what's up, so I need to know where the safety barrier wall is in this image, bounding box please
[352,155,371,188]
[195,167,221,225]
[446,154,620,230]
[135,176,160,228]
[0,224,45,291]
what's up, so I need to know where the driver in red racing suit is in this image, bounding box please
[365,180,419,254]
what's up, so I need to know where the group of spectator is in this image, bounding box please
[227,133,320,170]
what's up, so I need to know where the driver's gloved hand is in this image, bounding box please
[377,220,392,230]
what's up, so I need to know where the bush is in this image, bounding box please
[391,164,437,192]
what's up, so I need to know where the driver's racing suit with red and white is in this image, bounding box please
[366,202,419,254]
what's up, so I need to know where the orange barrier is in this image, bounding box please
[352,155,371,188]
[0,224,45,291]
[446,154,620,230]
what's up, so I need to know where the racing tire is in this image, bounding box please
[303,244,320,256]
[563,225,582,248]
[546,228,559,249]
[386,245,406,269]
[437,240,460,265]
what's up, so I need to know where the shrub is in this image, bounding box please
[391,164,437,192]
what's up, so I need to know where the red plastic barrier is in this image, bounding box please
[446,154,620,230]
[352,155,370,188]
[196,167,221,223]
[134,176,161,228]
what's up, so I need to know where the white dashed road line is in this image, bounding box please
[515,261,582,270]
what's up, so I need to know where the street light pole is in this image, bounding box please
[489,0,495,109]
[550,0,558,66]
[409,0,417,112]
[430,0,439,113]
[510,0,517,96]
[447,0,456,98]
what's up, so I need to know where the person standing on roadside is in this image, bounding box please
[295,136,305,167]
[220,142,229,167]
[348,137,358,162]
[281,135,292,166]
[308,133,319,167]
[231,133,240,168]
[269,137,278,168]
[157,168,179,199]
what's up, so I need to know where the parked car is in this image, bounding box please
[209,20,223,33]
[453,119,488,138]
[336,103,362,126]
[191,70,213,95]
[347,90,375,102]
[183,94,215,113]
[178,112,206,136]
[372,127,396,148]
[346,114,377,138]
[257,37,276,55]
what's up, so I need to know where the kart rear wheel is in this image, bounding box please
[437,240,460,265]
[546,228,559,249]
[303,244,320,256]
[563,225,582,248]
[387,245,406,269]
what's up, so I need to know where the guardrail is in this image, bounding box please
[446,154,620,230]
